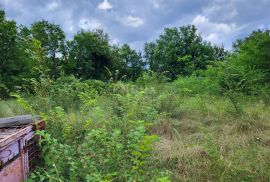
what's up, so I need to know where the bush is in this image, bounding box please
[23,75,108,112]
[171,74,220,96]
[30,117,166,181]
[26,86,170,181]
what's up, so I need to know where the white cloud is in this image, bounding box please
[58,10,75,35]
[193,15,235,34]
[97,0,113,11]
[79,18,102,30]
[151,0,163,9]
[69,26,74,32]
[47,1,60,11]
[110,37,120,45]
[192,15,207,24]
[192,15,237,44]
[205,33,218,42]
[120,16,144,28]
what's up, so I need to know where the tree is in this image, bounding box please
[115,44,145,81]
[144,42,157,72]
[15,26,45,86]
[212,29,270,96]
[0,10,17,97]
[0,10,17,84]
[0,10,43,98]
[66,30,113,80]
[231,30,270,83]
[31,20,65,79]
[144,25,226,79]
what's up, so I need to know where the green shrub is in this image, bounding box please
[30,119,166,181]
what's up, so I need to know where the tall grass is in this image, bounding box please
[0,99,28,117]
[152,95,270,181]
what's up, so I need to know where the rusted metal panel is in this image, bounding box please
[33,120,45,131]
[0,156,24,182]
[0,141,20,165]
[0,117,44,181]
[0,126,33,148]
[22,131,35,178]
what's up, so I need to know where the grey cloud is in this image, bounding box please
[0,0,269,51]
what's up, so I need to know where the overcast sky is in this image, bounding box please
[1,0,270,51]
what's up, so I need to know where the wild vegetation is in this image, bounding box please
[1,9,270,181]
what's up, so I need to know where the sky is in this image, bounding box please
[0,0,270,51]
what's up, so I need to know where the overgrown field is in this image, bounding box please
[1,9,270,182]
[1,74,270,181]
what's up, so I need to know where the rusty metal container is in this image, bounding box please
[0,116,44,182]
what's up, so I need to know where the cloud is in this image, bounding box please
[97,0,113,11]
[205,33,218,42]
[1,0,270,51]
[110,37,120,45]
[120,16,144,27]
[151,0,162,9]
[193,15,235,34]
[202,1,238,21]
[192,14,237,45]
[79,18,102,30]
[47,1,60,11]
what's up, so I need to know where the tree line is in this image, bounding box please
[1,9,269,98]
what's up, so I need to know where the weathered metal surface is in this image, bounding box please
[0,156,24,182]
[0,116,44,181]
[0,141,20,165]
[23,133,41,177]
[0,125,33,148]
[0,115,33,128]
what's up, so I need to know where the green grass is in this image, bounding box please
[0,99,28,117]
[152,96,270,181]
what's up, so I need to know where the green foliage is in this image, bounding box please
[29,111,164,181]
[0,11,46,98]
[0,10,19,96]
[113,44,145,81]
[7,72,270,181]
[66,30,113,80]
[144,25,226,79]
[0,10,17,72]
[0,99,28,117]
[31,20,65,79]
[222,59,265,95]
[0,83,9,99]
[23,75,106,112]
[136,71,169,88]
[232,30,270,82]
[1,9,270,182]
[10,93,34,114]
[172,74,220,96]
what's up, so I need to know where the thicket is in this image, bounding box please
[1,9,270,181]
